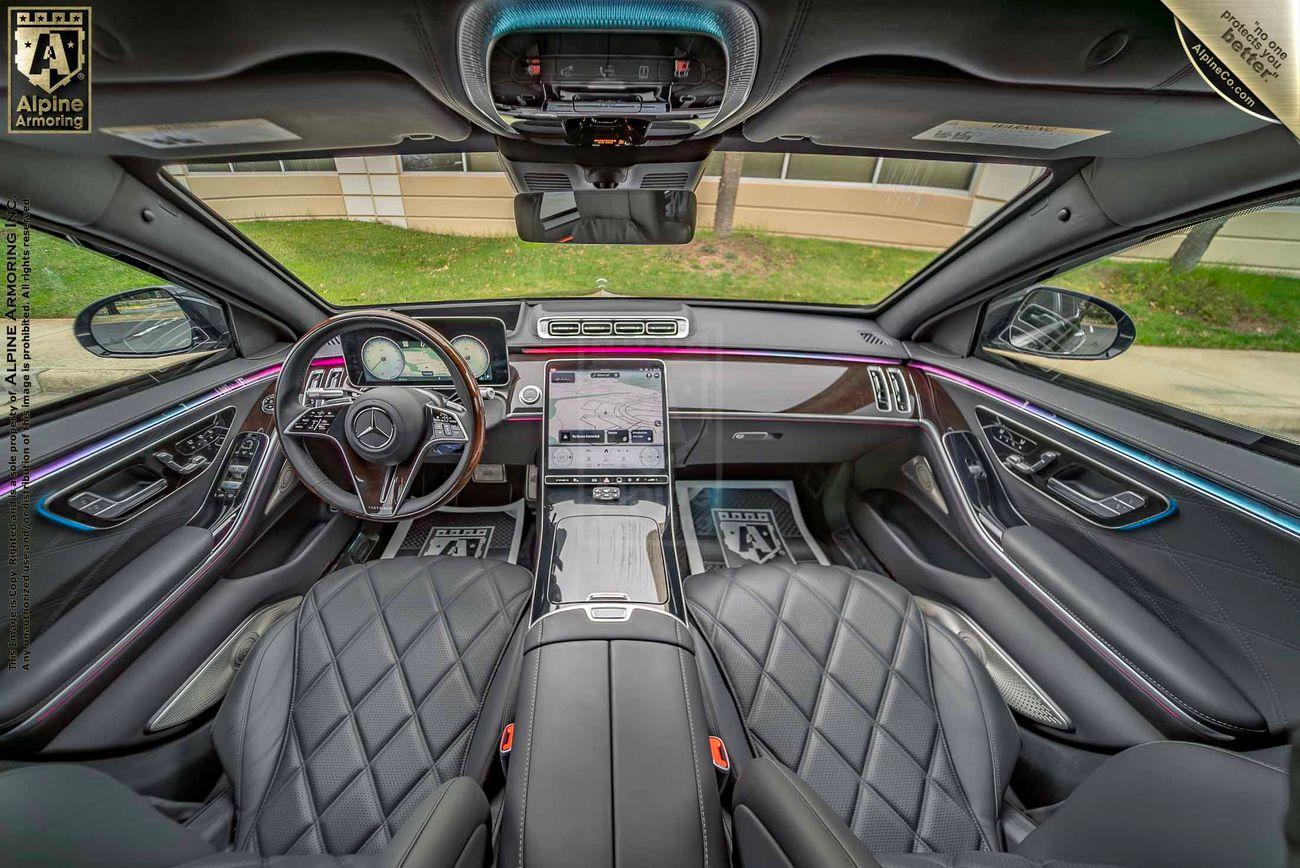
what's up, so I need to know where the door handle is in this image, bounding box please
[1005,450,1058,475]
[74,478,168,520]
[154,450,209,475]
[1045,477,1146,519]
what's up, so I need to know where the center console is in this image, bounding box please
[531,357,686,620]
[496,358,724,868]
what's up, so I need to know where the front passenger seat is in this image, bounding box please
[0,555,533,868]
[686,562,1290,868]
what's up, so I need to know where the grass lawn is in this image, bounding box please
[1056,259,1300,352]
[238,219,932,307]
[26,219,1300,352]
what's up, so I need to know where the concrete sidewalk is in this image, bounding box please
[13,318,211,409]
[1029,346,1300,439]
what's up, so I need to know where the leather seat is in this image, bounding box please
[685,562,1290,868]
[0,556,533,868]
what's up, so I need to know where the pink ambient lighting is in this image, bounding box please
[519,346,898,366]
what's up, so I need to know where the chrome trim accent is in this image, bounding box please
[532,602,688,631]
[538,315,691,340]
[146,596,303,732]
[917,597,1072,731]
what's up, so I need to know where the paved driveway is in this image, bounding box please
[10,319,212,409]
[1023,346,1300,440]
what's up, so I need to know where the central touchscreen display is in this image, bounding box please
[545,361,667,474]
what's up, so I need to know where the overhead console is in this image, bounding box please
[458,0,758,146]
[490,32,726,147]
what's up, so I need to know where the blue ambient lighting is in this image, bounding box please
[490,1,726,41]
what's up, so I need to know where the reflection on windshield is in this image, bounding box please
[168,153,1040,306]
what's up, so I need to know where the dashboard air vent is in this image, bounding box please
[858,330,890,346]
[523,172,572,191]
[538,316,689,340]
[640,172,690,190]
[866,365,912,415]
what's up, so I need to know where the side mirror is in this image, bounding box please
[74,286,230,358]
[983,286,1135,360]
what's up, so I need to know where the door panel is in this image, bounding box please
[0,359,328,750]
[847,421,1163,748]
[910,353,1300,745]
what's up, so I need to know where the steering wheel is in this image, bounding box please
[275,310,485,521]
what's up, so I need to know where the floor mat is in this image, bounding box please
[380,500,526,563]
[676,480,830,575]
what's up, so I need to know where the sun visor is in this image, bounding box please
[0,69,472,159]
[743,71,1266,161]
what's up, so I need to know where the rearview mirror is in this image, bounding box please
[74,286,230,358]
[984,286,1135,360]
[515,190,696,244]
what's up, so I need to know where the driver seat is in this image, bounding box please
[0,555,534,868]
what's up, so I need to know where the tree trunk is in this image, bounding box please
[1170,216,1229,274]
[713,152,744,238]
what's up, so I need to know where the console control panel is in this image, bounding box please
[213,433,266,507]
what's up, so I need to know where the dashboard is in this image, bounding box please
[339,317,509,387]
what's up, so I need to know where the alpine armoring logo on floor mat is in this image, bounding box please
[713,508,794,567]
[423,526,493,558]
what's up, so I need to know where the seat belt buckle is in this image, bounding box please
[708,735,730,773]
[499,722,515,755]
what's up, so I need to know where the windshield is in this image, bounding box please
[168,151,1039,307]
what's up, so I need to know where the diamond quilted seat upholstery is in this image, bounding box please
[686,562,994,856]
[226,556,532,857]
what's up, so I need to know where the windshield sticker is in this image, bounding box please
[914,120,1109,150]
[101,118,300,149]
[1166,5,1288,128]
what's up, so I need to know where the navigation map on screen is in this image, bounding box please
[546,365,666,472]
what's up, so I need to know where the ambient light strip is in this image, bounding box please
[520,346,900,366]
[0,357,340,501]
[911,362,1300,540]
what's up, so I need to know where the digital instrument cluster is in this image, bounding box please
[340,317,509,387]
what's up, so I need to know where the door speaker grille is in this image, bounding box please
[917,597,1072,730]
[147,597,303,732]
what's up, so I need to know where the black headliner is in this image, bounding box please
[0,0,1263,167]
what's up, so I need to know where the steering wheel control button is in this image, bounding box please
[518,384,542,405]
[291,407,339,434]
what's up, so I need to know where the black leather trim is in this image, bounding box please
[1002,525,1266,735]
[1015,741,1289,868]
[733,756,884,868]
[0,526,215,733]
[499,623,726,868]
[926,620,1019,850]
[0,764,214,868]
[524,606,693,651]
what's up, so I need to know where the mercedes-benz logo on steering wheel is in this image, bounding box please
[352,407,396,451]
